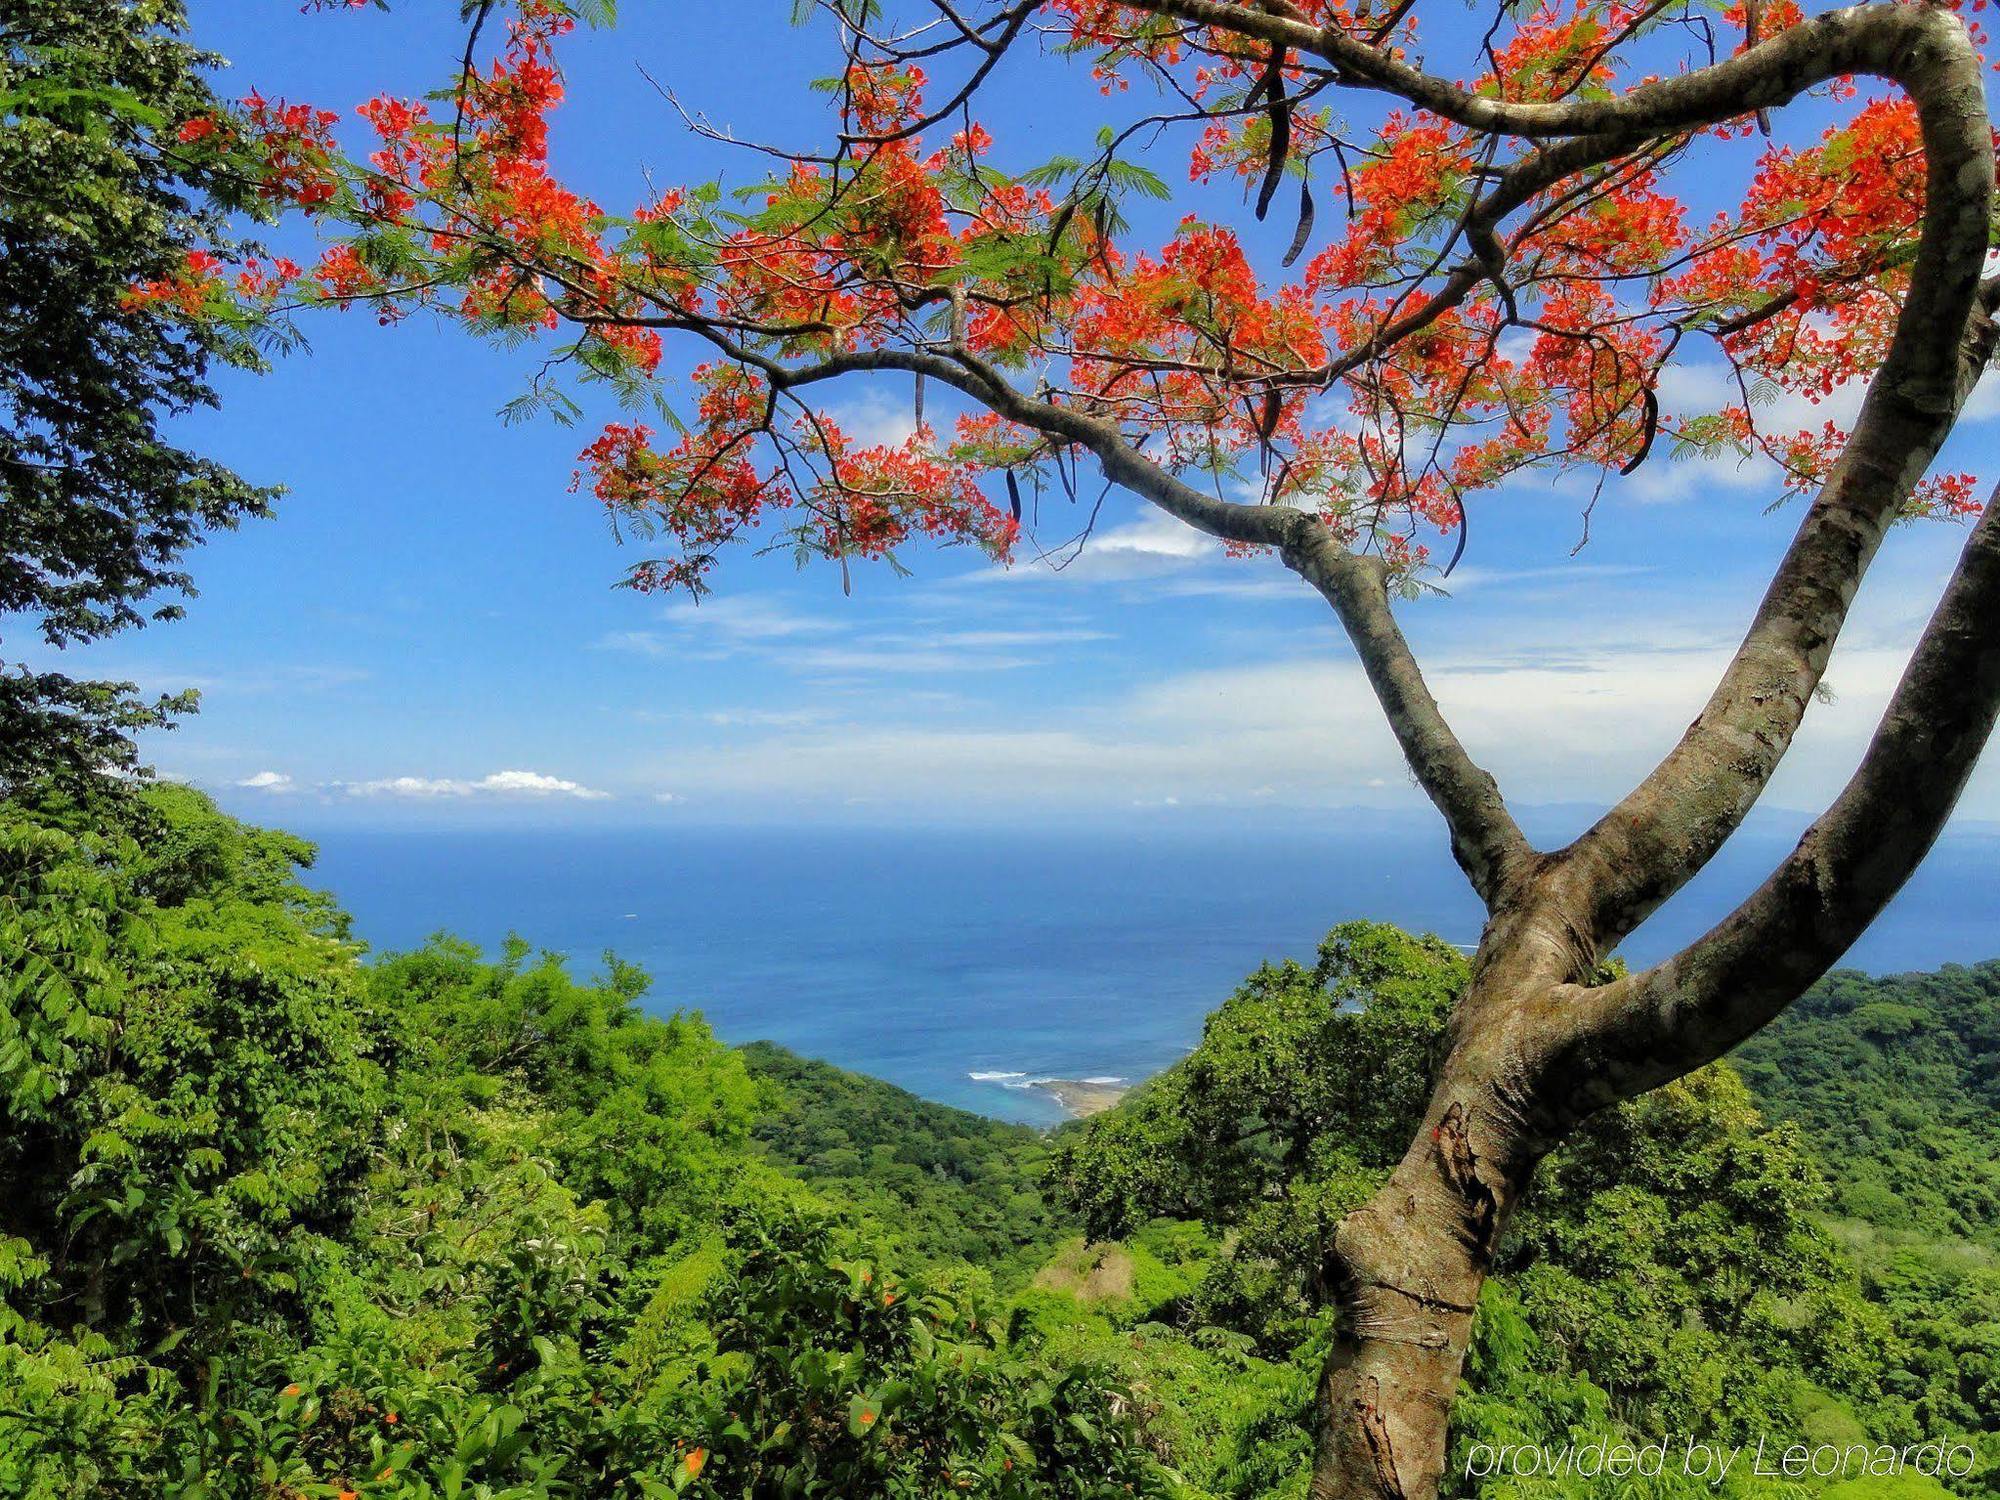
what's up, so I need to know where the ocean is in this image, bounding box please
[299,818,2000,1125]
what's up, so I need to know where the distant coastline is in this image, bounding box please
[301,825,2000,1125]
[966,1070,1134,1119]
[1026,1078,1131,1117]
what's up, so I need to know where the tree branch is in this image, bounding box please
[1558,7,1994,945]
[1285,526,1532,904]
[739,336,1532,898]
[766,343,1310,549]
[1120,1,1966,141]
[1546,483,2000,1113]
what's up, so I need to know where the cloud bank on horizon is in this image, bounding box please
[158,422,1999,828]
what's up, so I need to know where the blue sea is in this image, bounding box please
[300,816,2000,1125]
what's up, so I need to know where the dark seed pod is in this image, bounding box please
[1619,386,1661,475]
[1046,198,1077,256]
[1282,178,1316,268]
[1443,493,1469,579]
[1255,50,1291,223]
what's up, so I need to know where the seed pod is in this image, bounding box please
[1619,386,1661,475]
[1282,178,1316,268]
[1255,50,1291,223]
[1443,494,1469,579]
[1046,197,1077,256]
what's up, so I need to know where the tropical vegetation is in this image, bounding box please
[4,784,1995,1497]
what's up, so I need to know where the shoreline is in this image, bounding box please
[1025,1078,1131,1118]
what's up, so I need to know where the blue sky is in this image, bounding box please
[21,2,2000,833]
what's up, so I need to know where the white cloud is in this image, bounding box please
[1440,562,1654,594]
[610,594,1106,679]
[341,777,468,798]
[595,630,677,658]
[992,510,1225,583]
[1621,444,1775,506]
[479,770,608,797]
[1152,572,1299,600]
[340,769,610,801]
[786,645,1042,675]
[617,618,1983,819]
[873,627,1112,648]
[1624,360,1991,506]
[702,708,834,728]
[825,386,921,449]
[234,770,295,792]
[596,597,839,660]
[773,624,1113,676]
[1088,514,1217,560]
[1605,363,1793,506]
[661,595,835,640]
[1960,367,2000,422]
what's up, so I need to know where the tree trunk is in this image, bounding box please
[1309,924,1574,1500]
[1309,1175,1491,1500]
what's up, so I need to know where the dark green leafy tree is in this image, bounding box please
[1046,922,1470,1318]
[677,1208,1173,1499]
[0,782,377,1355]
[0,0,277,791]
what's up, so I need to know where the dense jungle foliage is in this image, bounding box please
[739,1043,1061,1287]
[2,786,1995,1498]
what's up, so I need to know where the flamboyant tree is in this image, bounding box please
[156,0,2000,1494]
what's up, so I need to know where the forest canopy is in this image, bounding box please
[2,785,1994,1498]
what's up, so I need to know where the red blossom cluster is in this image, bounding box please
[120,249,224,314]
[239,91,343,211]
[137,0,1994,587]
[569,365,1018,594]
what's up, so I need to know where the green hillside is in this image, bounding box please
[738,1040,1071,1283]
[1735,962,2000,1248]
[3,784,1995,1497]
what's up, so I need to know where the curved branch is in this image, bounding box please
[764,342,1307,547]
[1554,1,1994,947]
[1285,527,1533,904]
[767,343,1533,897]
[1122,1,1963,141]
[839,4,1033,144]
[1548,484,2000,1113]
